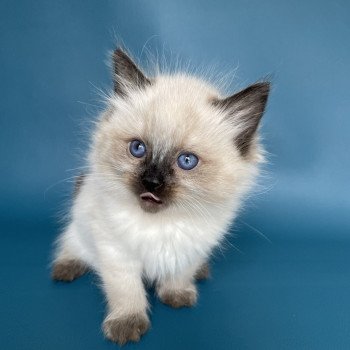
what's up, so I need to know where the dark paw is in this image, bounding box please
[51,259,87,282]
[103,313,150,345]
[195,263,210,281]
[160,289,197,308]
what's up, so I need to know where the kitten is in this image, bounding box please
[52,47,270,345]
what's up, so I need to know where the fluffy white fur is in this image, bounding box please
[52,49,268,345]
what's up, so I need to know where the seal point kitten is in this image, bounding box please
[52,47,270,345]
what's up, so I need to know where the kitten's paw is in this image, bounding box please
[195,263,210,281]
[51,259,87,282]
[160,288,197,308]
[103,313,150,345]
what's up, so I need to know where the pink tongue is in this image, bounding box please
[140,192,162,203]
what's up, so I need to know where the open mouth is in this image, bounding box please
[140,192,163,205]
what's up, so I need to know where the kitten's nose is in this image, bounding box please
[141,176,163,192]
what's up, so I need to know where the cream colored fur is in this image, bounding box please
[53,64,265,343]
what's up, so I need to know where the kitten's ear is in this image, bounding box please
[112,48,151,96]
[213,82,270,156]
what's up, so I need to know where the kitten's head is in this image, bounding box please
[91,48,269,214]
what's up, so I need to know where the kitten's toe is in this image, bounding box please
[195,263,210,281]
[52,259,88,282]
[103,313,150,345]
[160,288,197,308]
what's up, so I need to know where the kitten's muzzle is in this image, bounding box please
[137,164,172,212]
[141,174,164,192]
[139,171,165,212]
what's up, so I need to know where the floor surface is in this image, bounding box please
[2,212,350,350]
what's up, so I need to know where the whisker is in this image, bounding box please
[238,219,272,243]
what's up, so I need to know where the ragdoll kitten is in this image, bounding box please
[52,47,270,345]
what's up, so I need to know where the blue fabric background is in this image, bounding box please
[1,1,350,349]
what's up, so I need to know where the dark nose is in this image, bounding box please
[141,175,163,192]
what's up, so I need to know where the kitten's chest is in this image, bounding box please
[117,215,217,280]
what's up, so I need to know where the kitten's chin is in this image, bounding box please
[139,192,165,213]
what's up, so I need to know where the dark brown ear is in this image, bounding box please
[112,48,151,96]
[213,82,270,156]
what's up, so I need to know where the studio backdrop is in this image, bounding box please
[1,1,350,349]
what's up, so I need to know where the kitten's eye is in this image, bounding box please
[177,153,198,170]
[129,139,146,158]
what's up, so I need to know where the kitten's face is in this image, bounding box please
[91,49,269,214]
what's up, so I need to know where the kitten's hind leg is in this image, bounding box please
[157,268,198,308]
[52,259,88,282]
[194,262,210,281]
[51,224,89,282]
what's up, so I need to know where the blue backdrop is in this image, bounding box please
[1,1,350,349]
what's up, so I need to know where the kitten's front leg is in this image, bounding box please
[98,251,149,345]
[157,268,199,308]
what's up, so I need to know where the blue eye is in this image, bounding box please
[177,153,199,170]
[129,139,146,158]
